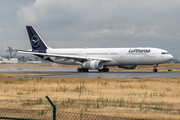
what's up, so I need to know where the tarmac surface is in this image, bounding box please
[1,69,180,78]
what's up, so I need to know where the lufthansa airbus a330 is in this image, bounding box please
[9,26,173,72]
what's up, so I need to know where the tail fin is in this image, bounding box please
[26,26,51,53]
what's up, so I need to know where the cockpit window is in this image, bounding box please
[161,52,169,54]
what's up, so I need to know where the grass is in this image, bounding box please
[1,77,180,119]
[37,110,46,116]
[17,92,23,95]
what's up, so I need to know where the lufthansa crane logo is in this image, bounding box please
[31,35,39,47]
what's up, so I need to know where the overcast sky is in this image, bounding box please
[0,0,180,59]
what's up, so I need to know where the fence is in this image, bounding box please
[1,95,179,119]
[0,109,142,120]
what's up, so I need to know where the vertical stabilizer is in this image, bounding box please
[26,26,50,53]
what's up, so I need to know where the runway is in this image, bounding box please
[1,69,180,78]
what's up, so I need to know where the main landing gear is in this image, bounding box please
[98,68,109,72]
[77,68,109,72]
[77,68,89,72]
[153,64,158,72]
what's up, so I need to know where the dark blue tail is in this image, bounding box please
[26,26,50,53]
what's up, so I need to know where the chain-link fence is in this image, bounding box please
[55,110,143,120]
[1,95,179,119]
[0,109,52,120]
[0,108,145,120]
[0,109,146,120]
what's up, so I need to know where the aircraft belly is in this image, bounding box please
[118,54,156,65]
[103,61,119,66]
[119,56,139,65]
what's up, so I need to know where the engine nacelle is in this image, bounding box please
[82,60,103,70]
[118,65,138,69]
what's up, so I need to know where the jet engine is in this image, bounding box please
[118,65,138,69]
[82,60,103,70]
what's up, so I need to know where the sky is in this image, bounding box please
[0,0,180,59]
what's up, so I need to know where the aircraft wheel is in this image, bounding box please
[77,68,81,72]
[105,68,109,72]
[98,68,109,72]
[84,68,89,72]
[77,68,89,72]
[153,69,158,72]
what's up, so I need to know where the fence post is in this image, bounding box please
[46,96,56,120]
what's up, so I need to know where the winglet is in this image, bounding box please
[7,46,16,52]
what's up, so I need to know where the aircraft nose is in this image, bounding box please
[169,54,173,60]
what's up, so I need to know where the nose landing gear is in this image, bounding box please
[153,64,158,72]
[153,69,158,72]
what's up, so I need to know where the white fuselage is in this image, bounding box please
[47,47,173,66]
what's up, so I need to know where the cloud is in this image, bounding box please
[16,0,180,39]
[77,26,164,38]
[17,7,38,24]
[77,28,135,38]
[136,25,163,36]
[0,28,3,35]
[10,0,180,59]
[0,27,17,39]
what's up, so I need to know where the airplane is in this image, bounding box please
[8,26,173,72]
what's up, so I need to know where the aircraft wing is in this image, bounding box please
[8,47,112,62]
